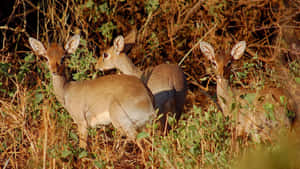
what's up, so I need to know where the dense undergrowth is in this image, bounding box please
[0,0,299,168]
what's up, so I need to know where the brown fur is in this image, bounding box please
[200,41,295,141]
[29,36,155,148]
[96,33,187,130]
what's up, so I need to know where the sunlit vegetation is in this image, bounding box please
[0,0,299,168]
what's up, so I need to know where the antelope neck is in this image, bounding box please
[117,53,143,78]
[216,75,233,116]
[51,73,67,106]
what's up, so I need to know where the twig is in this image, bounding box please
[2,0,18,49]
[3,158,10,169]
[178,24,217,66]
[142,138,177,169]
[42,103,48,169]
[139,11,154,42]
[22,0,27,36]
[174,0,204,33]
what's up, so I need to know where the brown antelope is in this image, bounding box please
[28,35,155,148]
[274,66,300,131]
[199,41,296,141]
[96,34,187,130]
[256,54,300,132]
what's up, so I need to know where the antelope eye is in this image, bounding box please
[103,52,109,59]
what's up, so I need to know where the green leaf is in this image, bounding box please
[137,132,149,140]
[217,111,223,122]
[24,53,35,62]
[199,76,209,81]
[0,63,10,75]
[145,0,159,14]
[287,110,296,119]
[98,2,109,14]
[61,149,72,158]
[295,77,300,84]
[243,93,256,104]
[78,150,88,159]
[84,0,94,9]
[230,102,236,112]
[263,103,275,120]
[98,22,117,40]
[280,96,285,105]
[94,160,105,168]
[268,111,275,121]
[263,103,274,113]
[188,125,197,131]
[69,132,78,141]
[34,92,43,104]
[237,71,247,79]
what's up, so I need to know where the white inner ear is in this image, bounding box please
[65,35,80,54]
[29,37,46,56]
[200,41,215,62]
[231,41,246,60]
[113,36,124,54]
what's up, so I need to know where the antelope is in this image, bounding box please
[28,35,155,148]
[274,66,300,131]
[96,33,187,130]
[199,41,296,141]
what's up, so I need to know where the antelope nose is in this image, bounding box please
[95,64,103,71]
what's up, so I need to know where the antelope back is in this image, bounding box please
[235,88,292,137]
[29,34,155,148]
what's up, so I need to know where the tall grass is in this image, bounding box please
[1,0,299,168]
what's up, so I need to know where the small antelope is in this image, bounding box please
[275,66,300,130]
[199,41,295,141]
[96,34,187,129]
[29,35,155,148]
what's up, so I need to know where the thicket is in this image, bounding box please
[0,0,299,168]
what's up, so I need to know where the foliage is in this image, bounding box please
[146,106,234,168]
[67,39,98,81]
[0,0,299,168]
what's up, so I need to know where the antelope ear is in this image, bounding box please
[29,37,47,57]
[124,28,137,44]
[199,41,215,62]
[113,35,124,54]
[231,41,246,60]
[65,35,80,54]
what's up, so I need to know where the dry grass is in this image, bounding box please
[0,0,299,168]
